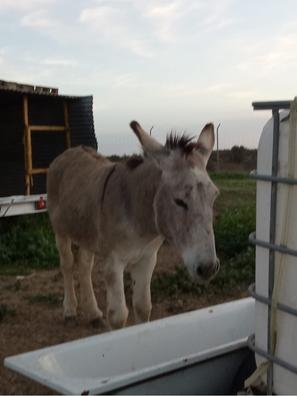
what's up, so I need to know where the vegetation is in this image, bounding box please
[0,214,58,275]
[0,171,256,297]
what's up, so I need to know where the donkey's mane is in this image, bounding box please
[126,155,144,170]
[165,133,196,155]
[125,132,196,171]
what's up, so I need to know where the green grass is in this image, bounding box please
[0,214,58,275]
[152,267,203,299]
[213,172,256,290]
[212,171,256,212]
[0,171,256,296]
[210,171,249,180]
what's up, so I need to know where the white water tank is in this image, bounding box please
[255,102,297,394]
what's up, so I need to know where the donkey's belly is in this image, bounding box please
[50,203,101,253]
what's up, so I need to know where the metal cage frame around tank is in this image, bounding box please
[247,100,297,394]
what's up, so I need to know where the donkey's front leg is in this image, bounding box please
[129,252,158,324]
[104,256,128,329]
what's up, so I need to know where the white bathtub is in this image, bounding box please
[4,298,255,395]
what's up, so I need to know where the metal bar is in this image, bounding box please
[249,232,297,258]
[0,194,47,205]
[0,198,15,217]
[252,100,297,393]
[266,108,280,393]
[250,171,297,185]
[249,284,297,318]
[252,101,291,110]
[29,125,66,132]
[248,335,297,376]
[0,80,58,94]
[216,123,220,171]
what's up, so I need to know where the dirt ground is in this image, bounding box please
[0,245,247,395]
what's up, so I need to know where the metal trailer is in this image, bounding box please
[0,79,97,217]
[248,100,297,394]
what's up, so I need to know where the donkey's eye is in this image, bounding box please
[174,198,188,210]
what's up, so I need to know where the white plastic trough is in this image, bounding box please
[4,298,255,395]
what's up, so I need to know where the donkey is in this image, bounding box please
[47,121,220,329]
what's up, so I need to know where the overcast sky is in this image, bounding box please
[1,0,297,154]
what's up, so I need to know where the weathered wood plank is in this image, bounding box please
[29,125,66,132]
[23,95,32,195]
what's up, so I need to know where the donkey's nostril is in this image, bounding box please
[196,266,204,277]
[197,261,219,279]
[197,265,211,278]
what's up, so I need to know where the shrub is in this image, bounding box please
[213,247,255,290]
[0,214,58,273]
[152,267,203,299]
[214,206,255,258]
[231,145,246,163]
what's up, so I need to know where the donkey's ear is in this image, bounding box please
[195,123,215,165]
[130,121,164,154]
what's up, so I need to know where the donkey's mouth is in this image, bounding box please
[199,264,220,285]
[185,262,220,285]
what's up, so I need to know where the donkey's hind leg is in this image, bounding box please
[56,234,77,320]
[76,247,103,325]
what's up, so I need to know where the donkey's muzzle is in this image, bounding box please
[196,258,220,280]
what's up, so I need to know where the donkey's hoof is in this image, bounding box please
[90,317,106,329]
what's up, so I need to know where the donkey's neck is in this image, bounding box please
[124,160,162,239]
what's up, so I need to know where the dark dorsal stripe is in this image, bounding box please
[165,133,196,155]
[101,164,117,209]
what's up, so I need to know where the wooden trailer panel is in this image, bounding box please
[0,81,97,202]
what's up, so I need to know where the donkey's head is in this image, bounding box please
[130,121,220,284]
